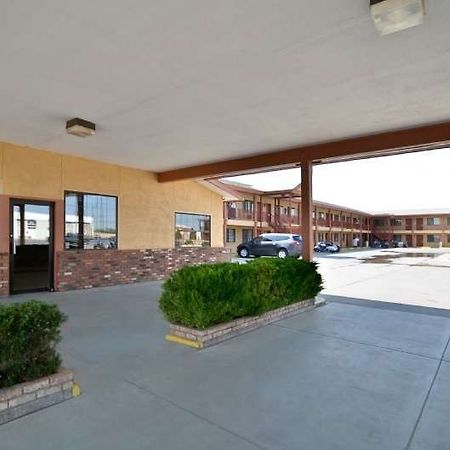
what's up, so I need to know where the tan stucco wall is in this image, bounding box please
[0,141,224,249]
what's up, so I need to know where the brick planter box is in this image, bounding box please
[166,296,326,349]
[0,369,74,425]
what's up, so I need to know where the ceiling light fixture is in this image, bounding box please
[66,117,96,137]
[370,0,425,36]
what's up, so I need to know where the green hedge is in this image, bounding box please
[159,258,322,329]
[0,301,66,389]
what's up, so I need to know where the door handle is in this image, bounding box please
[9,235,16,255]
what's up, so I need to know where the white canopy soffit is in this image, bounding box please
[1,0,449,173]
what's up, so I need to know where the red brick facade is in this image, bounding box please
[0,254,8,297]
[55,247,231,292]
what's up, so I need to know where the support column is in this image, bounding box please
[301,160,313,262]
[252,194,257,236]
[222,201,227,247]
[288,196,292,233]
[314,205,318,245]
[259,194,263,233]
[328,208,332,241]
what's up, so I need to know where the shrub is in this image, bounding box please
[159,258,322,329]
[0,301,66,389]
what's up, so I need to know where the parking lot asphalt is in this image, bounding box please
[317,248,450,310]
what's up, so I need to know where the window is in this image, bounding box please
[226,228,236,243]
[65,192,117,250]
[427,217,440,226]
[243,200,254,213]
[227,202,237,219]
[390,218,402,226]
[333,214,340,221]
[242,229,254,243]
[427,235,440,244]
[447,217,450,226]
[175,213,211,247]
[318,212,326,220]
[270,235,287,242]
[448,235,450,244]
[373,218,385,226]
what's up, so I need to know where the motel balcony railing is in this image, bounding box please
[424,223,446,230]
[226,207,253,221]
[274,214,300,226]
[227,207,274,223]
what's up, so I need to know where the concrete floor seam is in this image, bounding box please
[122,378,279,450]
[271,323,441,362]
[325,297,450,318]
[404,334,450,450]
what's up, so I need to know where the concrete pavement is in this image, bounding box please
[1,280,450,449]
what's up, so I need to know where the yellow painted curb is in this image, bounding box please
[72,382,81,397]
[166,334,203,349]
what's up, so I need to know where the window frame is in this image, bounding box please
[226,227,236,243]
[426,217,441,226]
[390,218,403,227]
[242,228,254,243]
[243,200,254,213]
[64,190,119,251]
[174,212,212,248]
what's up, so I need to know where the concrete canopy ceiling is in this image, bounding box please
[1,0,450,172]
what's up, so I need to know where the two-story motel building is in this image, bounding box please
[212,180,450,253]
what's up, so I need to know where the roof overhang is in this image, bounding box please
[158,121,450,182]
[197,180,242,201]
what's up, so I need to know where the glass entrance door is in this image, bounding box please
[10,200,54,294]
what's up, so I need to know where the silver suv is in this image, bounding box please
[237,233,303,259]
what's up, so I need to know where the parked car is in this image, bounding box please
[371,239,392,248]
[88,237,116,249]
[237,233,302,259]
[314,240,340,253]
[371,239,407,249]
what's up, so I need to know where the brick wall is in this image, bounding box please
[55,247,231,291]
[0,254,8,297]
[0,369,73,425]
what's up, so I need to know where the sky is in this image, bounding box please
[224,148,450,213]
